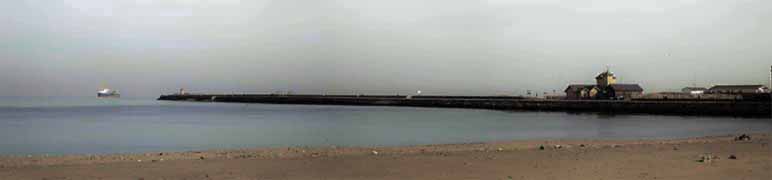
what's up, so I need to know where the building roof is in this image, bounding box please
[595,71,614,79]
[609,84,643,92]
[708,85,767,91]
[682,87,707,91]
[564,84,594,92]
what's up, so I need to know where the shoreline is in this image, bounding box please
[2,133,770,179]
[1,133,765,160]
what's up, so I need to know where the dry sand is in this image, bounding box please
[1,133,770,180]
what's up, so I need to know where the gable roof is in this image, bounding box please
[609,84,643,92]
[564,84,594,92]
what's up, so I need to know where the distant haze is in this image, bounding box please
[1,0,770,98]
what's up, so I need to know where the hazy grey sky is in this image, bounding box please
[1,0,770,97]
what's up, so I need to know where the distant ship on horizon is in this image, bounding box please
[97,88,120,98]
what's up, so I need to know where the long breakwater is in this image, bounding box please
[158,94,771,117]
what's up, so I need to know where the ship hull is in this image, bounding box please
[97,93,120,98]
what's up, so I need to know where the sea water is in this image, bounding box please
[0,96,770,155]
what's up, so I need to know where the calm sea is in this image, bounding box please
[0,96,770,155]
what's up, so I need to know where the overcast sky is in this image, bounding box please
[1,0,770,97]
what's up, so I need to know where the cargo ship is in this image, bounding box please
[97,88,120,98]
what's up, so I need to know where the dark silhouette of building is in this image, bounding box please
[565,69,643,100]
[707,85,769,94]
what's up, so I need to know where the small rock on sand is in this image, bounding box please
[735,134,751,141]
[698,154,716,163]
[539,145,545,150]
[729,155,737,160]
[371,151,379,155]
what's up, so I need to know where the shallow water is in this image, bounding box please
[0,97,770,155]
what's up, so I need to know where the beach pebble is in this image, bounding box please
[698,154,715,163]
[579,144,586,148]
[539,145,545,150]
[199,156,205,160]
[371,151,379,155]
[729,155,737,160]
[554,145,562,149]
[734,134,752,141]
[137,160,142,162]
[497,148,504,152]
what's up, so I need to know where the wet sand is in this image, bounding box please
[1,134,770,180]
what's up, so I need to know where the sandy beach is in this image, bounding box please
[1,133,769,180]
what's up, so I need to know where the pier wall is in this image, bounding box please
[158,94,771,117]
